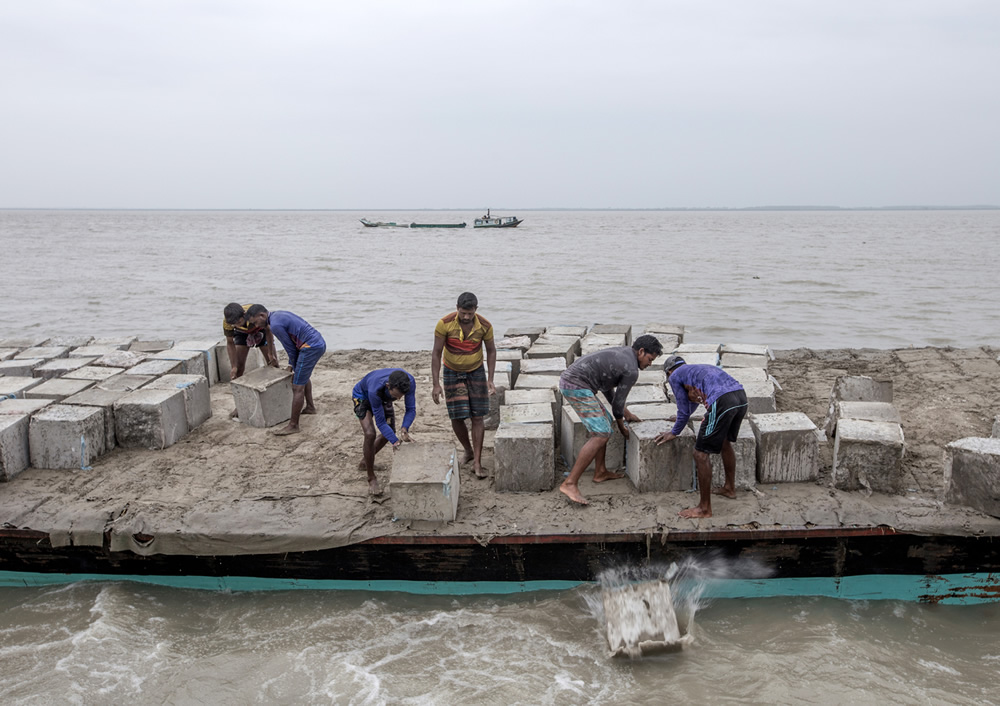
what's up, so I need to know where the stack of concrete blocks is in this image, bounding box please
[673,343,720,367]
[25,377,95,402]
[33,356,97,380]
[62,388,131,452]
[28,404,107,470]
[580,331,626,356]
[114,387,189,450]
[720,343,771,369]
[750,412,820,483]
[526,333,581,366]
[822,375,894,439]
[590,323,633,346]
[944,437,1000,518]
[147,348,212,383]
[390,441,460,522]
[172,340,224,385]
[495,348,523,384]
[230,366,294,428]
[709,423,758,490]
[625,420,696,492]
[484,361,514,431]
[146,374,213,430]
[642,324,686,358]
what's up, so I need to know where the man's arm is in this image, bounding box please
[225,335,239,378]
[263,326,279,367]
[484,336,497,395]
[670,381,694,436]
[401,376,417,440]
[431,334,445,404]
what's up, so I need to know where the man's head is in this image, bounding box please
[386,370,411,400]
[456,292,478,325]
[244,304,268,330]
[632,334,664,370]
[224,302,245,327]
[663,354,686,377]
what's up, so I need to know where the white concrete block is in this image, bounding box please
[230,367,293,428]
[15,346,70,361]
[91,336,137,349]
[24,378,95,402]
[0,413,30,480]
[503,327,545,342]
[97,374,155,392]
[147,349,211,381]
[520,358,567,377]
[29,404,106,470]
[216,344,266,384]
[504,388,558,423]
[720,352,769,369]
[675,342,721,354]
[127,359,185,377]
[63,365,126,382]
[833,419,905,493]
[721,343,770,356]
[751,412,819,483]
[526,340,579,366]
[710,423,757,490]
[146,374,212,430]
[484,370,511,431]
[673,352,719,367]
[500,402,555,426]
[724,367,768,384]
[114,388,189,449]
[47,336,94,348]
[390,441,460,522]
[546,325,587,338]
[0,348,19,361]
[560,405,625,473]
[172,340,224,386]
[32,357,98,380]
[0,360,45,378]
[61,388,130,452]
[68,345,124,359]
[494,422,555,492]
[0,398,54,416]
[945,437,1000,517]
[513,375,563,407]
[129,339,174,353]
[629,403,679,421]
[625,420,696,492]
[496,336,533,352]
[590,324,633,345]
[94,350,148,369]
[636,369,665,386]
[643,323,686,339]
[743,380,777,414]
[625,385,668,406]
[0,376,44,399]
[0,336,49,349]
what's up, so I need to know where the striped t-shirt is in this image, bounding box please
[434,312,493,372]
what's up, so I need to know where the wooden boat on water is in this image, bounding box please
[360,219,466,229]
[474,209,522,228]
[409,222,466,229]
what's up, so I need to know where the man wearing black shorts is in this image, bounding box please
[353,368,417,495]
[655,355,748,518]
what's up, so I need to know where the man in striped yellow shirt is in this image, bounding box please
[431,292,496,478]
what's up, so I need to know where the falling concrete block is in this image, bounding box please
[127,359,185,377]
[129,340,174,353]
[172,340,224,386]
[389,441,460,522]
[546,325,587,338]
[29,404,106,470]
[230,367,293,428]
[25,377,95,402]
[114,388,189,450]
[15,346,70,361]
[520,358,566,377]
[0,413,31,480]
[603,579,692,658]
[0,376,44,399]
[710,423,757,490]
[146,374,212,430]
[590,323,634,345]
[743,380,777,414]
[32,357,98,380]
[0,398,53,416]
[833,419,905,493]
[63,365,126,382]
[751,412,819,483]
[625,420,695,492]
[944,437,1000,517]
[62,388,130,452]
[0,359,45,378]
[561,405,625,473]
[97,374,155,392]
[504,388,558,424]
[494,422,555,492]
[147,349,211,382]
[503,326,545,342]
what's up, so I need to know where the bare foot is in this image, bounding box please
[679,506,711,518]
[302,406,317,415]
[559,483,589,505]
[229,409,239,419]
[592,470,625,483]
[462,449,475,464]
[713,486,737,499]
[368,478,382,496]
[358,460,367,471]
[272,425,300,436]
[473,464,487,479]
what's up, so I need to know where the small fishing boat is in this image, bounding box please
[359,219,409,228]
[474,209,522,228]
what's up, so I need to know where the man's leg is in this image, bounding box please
[592,437,624,483]
[302,380,316,414]
[560,435,611,505]
[274,383,306,435]
[470,415,486,478]
[229,345,251,418]
[451,418,474,463]
[680,449,714,518]
[716,439,737,498]
[358,413,385,495]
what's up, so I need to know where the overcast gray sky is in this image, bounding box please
[2,1,997,209]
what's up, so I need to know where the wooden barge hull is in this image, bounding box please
[2,526,998,604]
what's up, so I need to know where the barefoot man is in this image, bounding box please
[223,302,279,418]
[431,292,496,478]
[353,368,416,495]
[655,355,748,518]
[244,305,326,436]
[558,334,664,505]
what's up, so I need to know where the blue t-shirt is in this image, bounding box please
[668,364,744,435]
[352,368,417,444]
[268,311,325,367]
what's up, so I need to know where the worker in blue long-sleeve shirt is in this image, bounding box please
[655,355,748,519]
[352,368,417,495]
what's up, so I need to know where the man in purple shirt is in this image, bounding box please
[245,305,326,436]
[655,355,748,518]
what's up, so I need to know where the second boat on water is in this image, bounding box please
[360,219,466,228]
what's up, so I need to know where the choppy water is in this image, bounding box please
[2,209,999,703]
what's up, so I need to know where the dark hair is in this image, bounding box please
[224,302,245,325]
[387,370,411,394]
[457,292,478,310]
[245,304,268,318]
[632,334,664,357]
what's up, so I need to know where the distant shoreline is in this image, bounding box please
[1,205,998,212]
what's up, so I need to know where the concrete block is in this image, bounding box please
[722,343,769,356]
[631,403,679,421]
[580,333,625,356]
[484,370,511,431]
[710,423,757,490]
[33,357,99,380]
[833,419,905,493]
[724,367,768,384]
[625,385,668,406]
[625,420,696,492]
[643,323,686,339]
[502,327,545,342]
[0,348,19,361]
[637,369,665,386]
[231,367,293,428]
[494,422,555,492]
[29,404,106,470]
[61,388,129,451]
[129,339,174,353]
[0,398,54,416]
[25,378,95,402]
[831,375,894,404]
[0,359,45,378]
[526,339,579,366]
[561,405,625,472]
[945,437,1000,517]
[751,412,819,483]
[743,380,777,414]
[644,335,680,358]
[500,401,555,426]
[495,336,533,352]
[128,359,185,377]
[676,342,721,354]
[63,365,126,382]
[68,345,125,359]
[146,374,212,430]
[114,388,190,449]
[97,374,155,392]
[495,349,522,383]
[590,323,633,345]
[546,325,587,338]
[513,374,563,406]
[0,413,31,480]
[0,376,44,399]
[720,352,769,369]
[389,441,460,522]
[217,345,266,384]
[835,401,902,425]
[15,346,70,361]
[504,388,558,423]
[994,416,1000,438]
[47,336,94,348]
[520,358,566,377]
[172,340,224,385]
[94,350,148,369]
[674,352,719,367]
[0,336,49,348]
[91,336,137,350]
[147,349,211,381]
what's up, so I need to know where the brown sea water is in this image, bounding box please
[1,209,999,704]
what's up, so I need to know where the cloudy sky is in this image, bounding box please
[2,1,997,209]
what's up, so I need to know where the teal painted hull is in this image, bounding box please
[2,570,997,604]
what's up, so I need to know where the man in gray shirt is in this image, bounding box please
[558,334,664,504]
